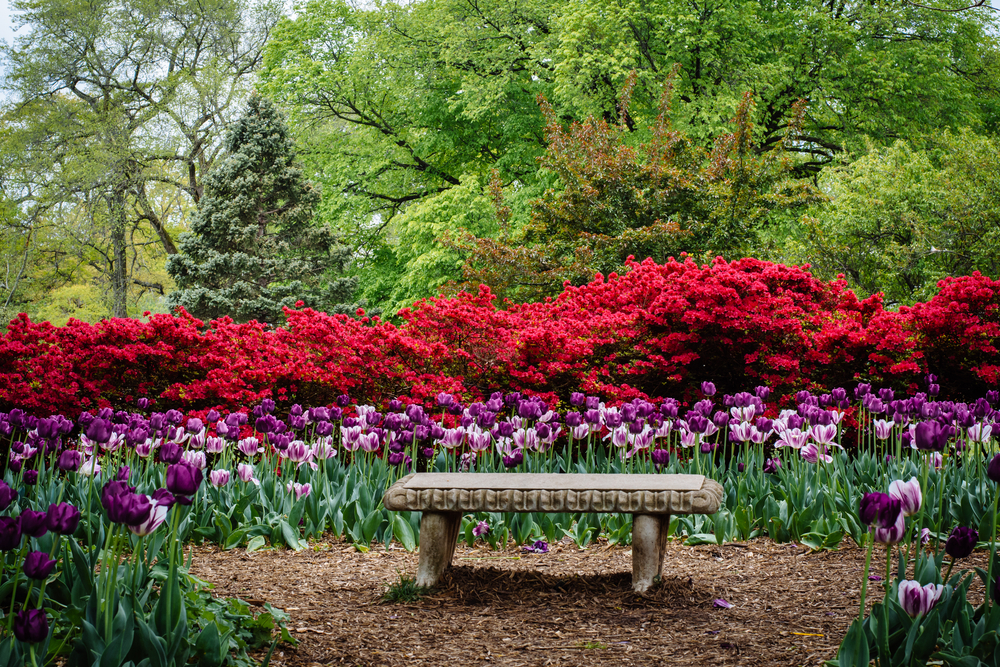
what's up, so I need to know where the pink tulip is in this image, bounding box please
[777,428,809,449]
[897,580,944,618]
[312,438,337,460]
[182,450,207,470]
[888,477,922,516]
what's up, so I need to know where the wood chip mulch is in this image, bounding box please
[187,537,988,667]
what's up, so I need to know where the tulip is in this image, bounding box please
[897,580,944,618]
[0,480,16,510]
[763,458,782,474]
[237,463,260,486]
[158,442,183,464]
[286,481,311,501]
[181,450,207,470]
[945,527,978,560]
[46,503,81,535]
[701,381,716,397]
[22,551,57,580]
[56,449,83,472]
[873,512,906,545]
[13,609,48,643]
[204,436,226,454]
[651,449,670,467]
[151,488,176,508]
[23,469,38,485]
[209,469,231,487]
[106,491,153,526]
[19,509,48,538]
[0,516,22,550]
[810,423,838,446]
[859,493,902,529]
[987,453,1000,483]
[166,462,203,500]
[873,419,893,440]
[127,499,169,537]
[888,477,922,516]
[473,520,489,537]
[237,437,263,457]
[914,421,949,451]
[800,443,832,464]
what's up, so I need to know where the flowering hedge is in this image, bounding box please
[1,258,998,416]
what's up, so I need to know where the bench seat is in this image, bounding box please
[383,472,724,592]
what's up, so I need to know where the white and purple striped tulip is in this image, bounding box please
[209,469,231,487]
[888,477,922,516]
[237,463,260,486]
[897,580,944,618]
[286,481,312,501]
[237,437,263,457]
[182,450,207,470]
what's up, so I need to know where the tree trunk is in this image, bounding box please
[109,186,130,318]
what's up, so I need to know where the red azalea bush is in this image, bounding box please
[1,257,996,417]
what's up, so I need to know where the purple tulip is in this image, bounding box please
[13,609,48,643]
[945,527,978,560]
[151,488,177,508]
[127,499,169,537]
[46,503,81,535]
[106,490,152,526]
[651,449,670,467]
[166,462,203,501]
[0,516,22,550]
[763,458,782,474]
[84,418,112,444]
[686,414,709,434]
[19,509,48,538]
[0,480,16,510]
[888,477,922,516]
[23,551,57,580]
[859,493,902,529]
[23,470,38,486]
[158,442,183,464]
[897,581,944,618]
[570,392,585,406]
[987,453,1000,483]
[914,421,949,451]
[473,520,489,537]
[701,381,716,397]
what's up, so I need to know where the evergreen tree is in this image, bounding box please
[166,96,358,324]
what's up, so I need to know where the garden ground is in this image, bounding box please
[189,537,990,666]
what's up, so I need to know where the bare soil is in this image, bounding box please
[188,537,989,667]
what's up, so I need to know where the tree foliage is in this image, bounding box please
[166,96,358,324]
[451,77,825,301]
[789,131,1000,306]
[0,0,279,318]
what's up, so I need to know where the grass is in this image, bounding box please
[381,572,432,603]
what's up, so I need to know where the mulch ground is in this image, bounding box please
[188,537,989,667]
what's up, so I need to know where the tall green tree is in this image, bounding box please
[166,96,357,324]
[0,0,279,318]
[787,130,1000,306]
[260,0,1000,312]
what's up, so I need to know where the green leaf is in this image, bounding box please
[392,514,416,552]
[246,536,267,553]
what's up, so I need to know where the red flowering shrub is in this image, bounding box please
[903,272,1000,396]
[1,258,994,417]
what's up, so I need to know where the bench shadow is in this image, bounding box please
[435,566,711,608]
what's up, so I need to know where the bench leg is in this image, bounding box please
[415,511,462,588]
[631,513,670,593]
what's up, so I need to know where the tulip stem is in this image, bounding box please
[859,532,875,620]
[986,489,999,613]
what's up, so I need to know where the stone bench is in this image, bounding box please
[382,472,724,592]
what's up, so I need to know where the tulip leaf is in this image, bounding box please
[836,618,870,667]
[224,529,247,550]
[279,520,303,551]
[392,514,416,552]
[246,536,267,553]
